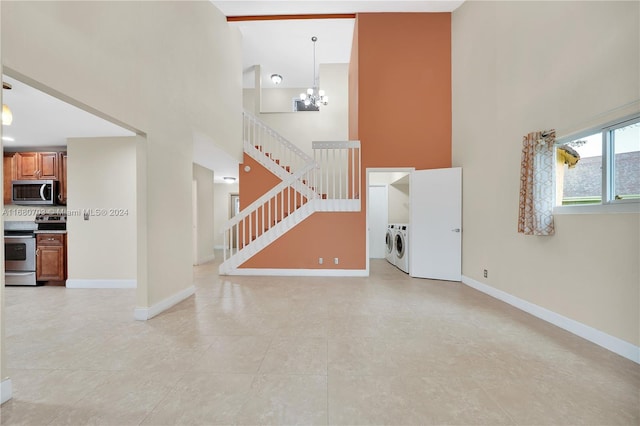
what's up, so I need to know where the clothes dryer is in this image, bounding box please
[385,224,397,265]
[394,224,410,273]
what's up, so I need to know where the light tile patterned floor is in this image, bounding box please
[2,257,639,425]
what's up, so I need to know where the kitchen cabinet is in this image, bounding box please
[36,233,66,282]
[15,151,60,180]
[3,150,67,205]
[3,152,16,205]
[58,152,68,205]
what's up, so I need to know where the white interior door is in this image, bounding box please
[410,168,462,281]
[368,185,389,258]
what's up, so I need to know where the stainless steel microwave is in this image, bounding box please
[11,180,59,205]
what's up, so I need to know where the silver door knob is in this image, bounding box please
[452,228,461,233]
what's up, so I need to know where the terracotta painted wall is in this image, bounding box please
[239,12,452,270]
[238,154,365,269]
[355,13,452,169]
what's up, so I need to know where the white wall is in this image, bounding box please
[1,0,242,383]
[452,1,640,346]
[2,0,241,304]
[213,182,239,249]
[260,88,306,113]
[388,183,409,224]
[193,163,215,264]
[66,137,137,282]
[243,63,349,155]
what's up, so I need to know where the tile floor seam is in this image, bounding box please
[470,376,519,425]
[5,257,639,425]
[227,335,277,424]
[135,370,191,426]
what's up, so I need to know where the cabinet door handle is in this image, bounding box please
[46,238,56,241]
[35,249,40,256]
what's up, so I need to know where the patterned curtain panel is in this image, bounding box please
[518,130,556,236]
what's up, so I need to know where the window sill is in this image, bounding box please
[554,203,640,215]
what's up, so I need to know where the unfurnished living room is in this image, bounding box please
[0,1,638,425]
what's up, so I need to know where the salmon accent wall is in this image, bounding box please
[237,13,451,271]
[240,212,366,269]
[238,154,364,269]
[239,154,282,209]
[357,13,452,170]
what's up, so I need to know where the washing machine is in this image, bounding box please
[394,224,409,273]
[385,224,396,265]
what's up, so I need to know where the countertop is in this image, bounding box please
[34,230,67,234]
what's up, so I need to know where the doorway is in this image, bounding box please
[366,168,413,272]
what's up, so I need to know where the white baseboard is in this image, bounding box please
[213,245,225,250]
[1,378,12,404]
[65,279,137,289]
[194,254,215,265]
[228,268,368,277]
[461,275,640,364]
[134,285,195,321]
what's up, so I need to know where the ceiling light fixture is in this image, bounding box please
[299,36,328,108]
[223,176,236,183]
[270,74,283,85]
[2,136,14,142]
[2,82,13,126]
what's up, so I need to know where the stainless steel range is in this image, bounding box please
[35,213,67,231]
[5,221,38,286]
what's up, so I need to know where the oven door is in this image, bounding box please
[5,235,36,272]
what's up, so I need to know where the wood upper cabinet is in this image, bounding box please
[4,150,67,205]
[3,152,16,205]
[36,233,66,282]
[58,152,68,205]
[15,151,60,180]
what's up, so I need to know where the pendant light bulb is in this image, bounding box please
[2,104,13,126]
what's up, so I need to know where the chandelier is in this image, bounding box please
[299,36,328,108]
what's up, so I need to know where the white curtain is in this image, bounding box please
[518,130,556,236]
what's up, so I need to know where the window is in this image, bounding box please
[556,115,640,207]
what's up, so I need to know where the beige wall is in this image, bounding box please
[1,0,242,383]
[213,182,239,249]
[452,1,640,345]
[67,137,137,281]
[192,164,215,264]
[243,63,349,156]
[388,183,409,224]
[260,88,306,113]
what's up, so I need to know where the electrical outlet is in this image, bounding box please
[483,269,488,278]
[319,257,323,265]
[334,258,339,265]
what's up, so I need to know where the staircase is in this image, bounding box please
[219,111,361,275]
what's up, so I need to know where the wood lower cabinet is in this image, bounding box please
[36,233,67,282]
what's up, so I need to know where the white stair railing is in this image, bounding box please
[243,110,312,179]
[221,163,317,269]
[220,114,362,274]
[313,141,361,202]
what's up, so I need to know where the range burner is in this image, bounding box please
[35,213,67,231]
